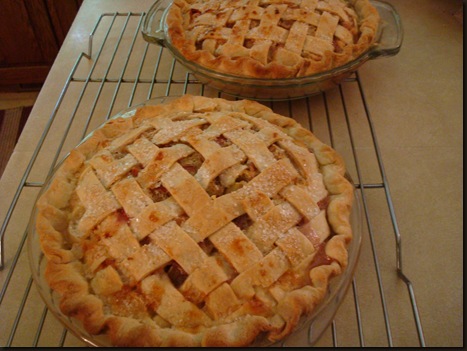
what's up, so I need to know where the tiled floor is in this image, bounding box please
[0,91,39,178]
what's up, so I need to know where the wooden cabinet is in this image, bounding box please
[0,0,83,90]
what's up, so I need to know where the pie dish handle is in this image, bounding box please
[142,0,172,47]
[368,0,404,59]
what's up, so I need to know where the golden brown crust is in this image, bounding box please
[202,315,272,347]
[35,94,354,347]
[166,0,380,79]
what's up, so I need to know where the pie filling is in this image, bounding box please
[37,95,354,347]
[167,0,380,78]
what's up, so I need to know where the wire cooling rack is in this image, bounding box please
[0,12,425,347]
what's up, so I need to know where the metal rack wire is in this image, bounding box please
[0,12,425,347]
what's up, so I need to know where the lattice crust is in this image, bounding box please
[166,0,380,78]
[36,95,354,347]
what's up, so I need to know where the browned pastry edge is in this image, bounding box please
[166,0,380,78]
[36,94,354,347]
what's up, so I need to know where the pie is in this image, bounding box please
[166,0,380,78]
[35,95,354,347]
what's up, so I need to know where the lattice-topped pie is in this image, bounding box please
[166,0,380,78]
[35,95,354,347]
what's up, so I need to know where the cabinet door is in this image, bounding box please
[0,0,59,65]
[0,0,82,88]
[46,0,83,44]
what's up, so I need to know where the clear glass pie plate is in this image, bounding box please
[28,97,363,347]
[142,0,403,101]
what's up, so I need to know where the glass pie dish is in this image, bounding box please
[28,96,363,347]
[142,0,403,101]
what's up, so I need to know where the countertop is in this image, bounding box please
[0,0,462,347]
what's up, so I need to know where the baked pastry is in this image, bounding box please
[166,0,380,78]
[35,95,354,347]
